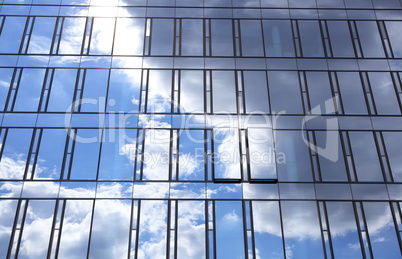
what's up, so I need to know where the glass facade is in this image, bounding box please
[0,0,402,258]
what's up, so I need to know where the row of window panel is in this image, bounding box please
[1,128,401,183]
[1,16,402,58]
[0,199,401,258]
[3,0,402,8]
[1,68,402,115]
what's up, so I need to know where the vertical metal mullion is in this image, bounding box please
[0,16,5,35]
[23,129,38,180]
[390,202,402,255]
[29,128,43,180]
[43,69,55,112]
[166,200,172,259]
[86,200,96,259]
[14,200,29,259]
[9,68,23,112]
[134,200,141,259]
[360,72,376,115]
[292,20,302,58]
[66,129,77,180]
[374,131,391,182]
[331,72,343,115]
[320,20,332,58]
[47,200,60,258]
[322,202,335,259]
[110,17,118,56]
[19,16,34,54]
[95,128,105,181]
[0,128,8,160]
[7,199,23,259]
[377,21,392,59]
[242,201,249,259]
[174,200,178,259]
[139,130,146,181]
[54,199,67,259]
[205,200,209,259]
[278,201,287,259]
[249,201,257,259]
[244,129,251,182]
[212,200,217,259]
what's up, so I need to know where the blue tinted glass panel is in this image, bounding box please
[356,21,385,58]
[47,69,77,112]
[212,71,237,113]
[337,72,368,115]
[243,71,269,114]
[81,69,109,112]
[180,70,204,113]
[386,21,402,58]
[306,72,335,114]
[263,20,294,57]
[151,19,174,56]
[382,132,402,182]
[368,72,400,115]
[327,21,355,58]
[147,70,172,113]
[59,17,86,55]
[240,20,264,57]
[211,20,234,56]
[0,68,13,111]
[14,69,46,112]
[0,17,26,53]
[27,17,56,54]
[298,21,325,57]
[179,130,205,181]
[181,19,203,56]
[0,200,18,258]
[114,18,145,55]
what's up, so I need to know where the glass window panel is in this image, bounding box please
[382,132,402,182]
[252,201,284,258]
[98,129,136,180]
[316,0,344,7]
[47,69,77,112]
[181,19,203,56]
[275,130,313,181]
[179,130,205,181]
[150,19,174,56]
[58,200,93,258]
[327,21,355,58]
[213,128,241,180]
[180,70,204,113]
[243,71,269,114]
[70,129,101,180]
[240,20,264,57]
[299,21,325,57]
[107,69,141,113]
[306,72,335,114]
[0,68,13,111]
[368,72,401,115]
[14,69,46,112]
[0,129,33,179]
[344,0,373,8]
[337,72,368,115]
[356,21,385,58]
[363,202,401,258]
[349,132,383,182]
[315,131,348,181]
[326,202,362,259]
[113,18,145,55]
[19,200,56,258]
[89,200,131,258]
[215,201,245,258]
[281,201,324,259]
[59,17,86,55]
[177,201,205,258]
[268,71,303,114]
[386,21,402,58]
[261,0,288,7]
[34,129,67,180]
[81,69,109,112]
[0,200,18,258]
[212,71,237,113]
[210,19,234,56]
[89,18,115,55]
[147,70,172,113]
[0,16,26,53]
[248,128,276,179]
[142,129,170,180]
[263,20,294,57]
[137,200,168,258]
[27,17,56,54]
[289,0,316,7]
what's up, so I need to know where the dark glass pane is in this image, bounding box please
[240,20,264,57]
[252,201,284,258]
[27,17,56,54]
[88,200,131,258]
[70,129,101,180]
[151,19,174,56]
[34,129,67,179]
[137,200,168,258]
[47,69,77,112]
[212,71,237,113]
[275,130,313,181]
[0,129,33,179]
[263,20,294,57]
[386,21,402,58]
[368,72,401,115]
[98,129,136,180]
[147,70,172,113]
[0,68,13,111]
[248,128,276,179]
[268,71,303,114]
[356,21,385,58]
[243,71,269,114]
[298,21,325,57]
[326,202,363,259]
[327,21,355,58]
[289,0,316,8]
[14,69,46,112]
[316,0,344,8]
[58,200,93,258]
[181,19,203,56]
[179,130,205,181]
[281,201,325,259]
[180,70,204,113]
[345,0,373,8]
[211,20,234,56]
[315,131,348,181]
[0,17,26,53]
[107,69,141,113]
[215,201,245,258]
[114,18,145,55]
[363,202,401,258]
[306,72,335,114]
[81,69,109,112]
[382,132,402,182]
[337,72,368,115]
[59,17,86,54]
[349,132,383,182]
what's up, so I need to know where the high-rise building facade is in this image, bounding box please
[0,0,402,258]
